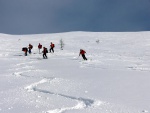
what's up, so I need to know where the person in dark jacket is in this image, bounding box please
[42,47,48,59]
[79,49,87,60]
[22,47,28,56]
[28,44,33,54]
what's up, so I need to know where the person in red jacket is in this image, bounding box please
[79,49,87,60]
[49,42,55,53]
[38,43,42,53]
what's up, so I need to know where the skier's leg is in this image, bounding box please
[84,55,87,60]
[82,55,85,60]
[25,52,27,56]
[52,48,54,53]
[84,56,87,60]
[29,49,31,54]
[82,54,87,60]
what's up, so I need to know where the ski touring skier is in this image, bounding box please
[42,47,48,59]
[49,42,55,53]
[38,43,42,53]
[28,44,33,54]
[22,47,28,56]
[79,49,87,60]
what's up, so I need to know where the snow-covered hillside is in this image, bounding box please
[0,32,150,113]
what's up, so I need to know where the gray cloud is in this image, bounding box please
[0,0,150,34]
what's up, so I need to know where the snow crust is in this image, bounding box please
[0,31,150,113]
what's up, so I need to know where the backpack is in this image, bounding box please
[22,47,28,51]
[51,44,55,48]
[46,48,48,53]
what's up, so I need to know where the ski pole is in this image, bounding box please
[77,55,80,59]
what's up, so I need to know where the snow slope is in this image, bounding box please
[0,31,150,113]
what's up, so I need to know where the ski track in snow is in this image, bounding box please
[25,79,103,113]
[12,61,42,77]
[78,58,150,72]
[11,55,103,113]
[46,100,103,113]
[10,53,146,113]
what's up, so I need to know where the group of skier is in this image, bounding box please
[38,42,55,59]
[22,42,87,60]
[22,44,33,56]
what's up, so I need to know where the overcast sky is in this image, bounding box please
[0,0,150,34]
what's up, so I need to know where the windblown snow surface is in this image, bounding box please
[0,31,150,113]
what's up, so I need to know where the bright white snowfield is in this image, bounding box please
[0,32,150,113]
